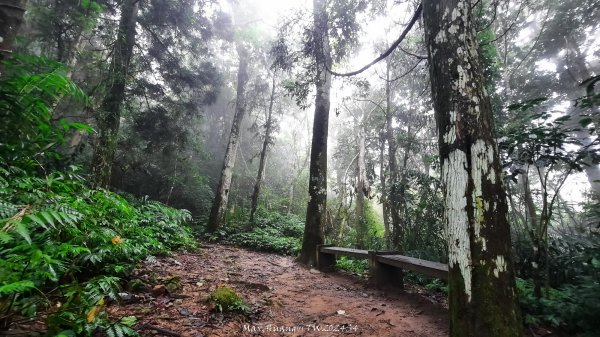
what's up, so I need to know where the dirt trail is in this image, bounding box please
[111,244,448,337]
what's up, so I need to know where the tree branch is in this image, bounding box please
[326,3,423,77]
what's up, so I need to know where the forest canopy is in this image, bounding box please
[0,0,599,336]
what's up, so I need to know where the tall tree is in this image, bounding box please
[250,72,277,222]
[206,44,250,232]
[90,0,138,188]
[422,0,522,336]
[378,134,390,242]
[298,0,332,266]
[354,115,369,249]
[384,59,404,249]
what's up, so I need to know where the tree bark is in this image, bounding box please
[299,0,332,266]
[379,136,390,246]
[384,60,404,250]
[521,164,547,297]
[250,73,277,222]
[355,123,369,249]
[206,45,250,232]
[0,0,27,63]
[423,1,522,336]
[90,0,138,188]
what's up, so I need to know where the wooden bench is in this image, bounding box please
[316,245,369,273]
[376,254,448,280]
[317,244,448,289]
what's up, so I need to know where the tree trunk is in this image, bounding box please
[521,164,546,297]
[206,45,250,232]
[379,136,390,247]
[423,1,522,336]
[90,0,138,188]
[250,73,277,222]
[298,0,332,266]
[384,60,404,250]
[0,0,27,63]
[355,125,369,249]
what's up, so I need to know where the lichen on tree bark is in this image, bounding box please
[423,0,523,335]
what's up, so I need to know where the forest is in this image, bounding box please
[0,0,598,336]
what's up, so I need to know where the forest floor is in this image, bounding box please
[109,243,449,337]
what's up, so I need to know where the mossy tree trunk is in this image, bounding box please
[90,0,138,188]
[423,0,522,336]
[206,45,250,232]
[299,0,332,266]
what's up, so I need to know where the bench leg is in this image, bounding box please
[317,244,336,272]
[369,252,404,289]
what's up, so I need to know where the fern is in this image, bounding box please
[1,143,195,335]
[0,280,36,295]
[107,323,138,337]
[0,201,20,218]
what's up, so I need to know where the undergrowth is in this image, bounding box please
[203,208,303,255]
[0,54,196,336]
[336,256,369,277]
[0,163,196,335]
[516,276,600,337]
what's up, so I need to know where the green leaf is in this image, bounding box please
[13,221,32,243]
[0,280,35,295]
[25,214,48,229]
[119,316,137,327]
[0,230,12,243]
[64,121,94,133]
[39,211,56,227]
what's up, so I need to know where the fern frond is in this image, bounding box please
[0,280,35,295]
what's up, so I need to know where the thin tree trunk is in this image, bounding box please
[521,164,545,297]
[206,45,250,232]
[250,73,277,222]
[299,0,332,266]
[423,1,522,336]
[90,0,138,188]
[384,60,403,251]
[355,124,369,249]
[379,136,390,246]
[288,183,294,214]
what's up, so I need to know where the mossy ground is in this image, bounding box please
[208,286,249,313]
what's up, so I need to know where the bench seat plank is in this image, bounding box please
[377,255,448,280]
[320,247,369,259]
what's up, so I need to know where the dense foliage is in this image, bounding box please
[204,208,304,256]
[1,0,599,335]
[0,54,195,336]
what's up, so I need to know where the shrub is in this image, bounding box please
[0,163,195,335]
[336,256,369,276]
[204,208,304,255]
[516,275,600,336]
[0,53,195,335]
